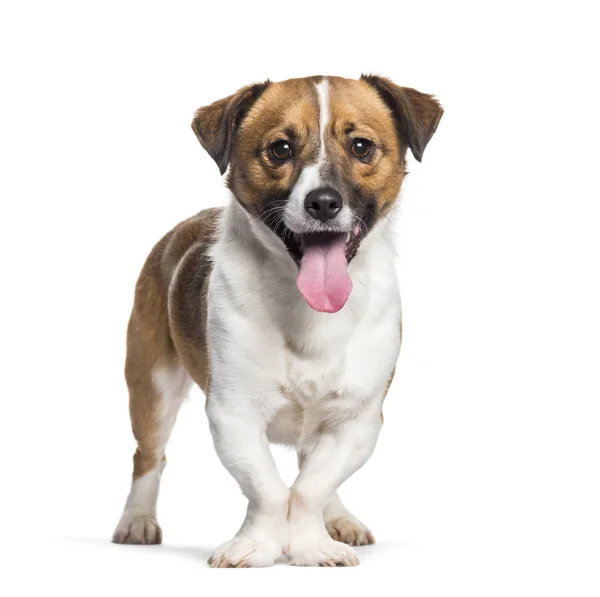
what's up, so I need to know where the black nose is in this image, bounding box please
[304,188,343,222]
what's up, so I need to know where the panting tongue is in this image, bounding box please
[296,232,352,313]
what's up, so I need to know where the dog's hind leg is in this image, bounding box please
[323,493,375,546]
[112,308,191,545]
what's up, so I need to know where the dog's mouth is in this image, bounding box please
[281,226,364,266]
[275,225,365,314]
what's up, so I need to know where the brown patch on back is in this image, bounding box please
[125,207,222,479]
[168,217,221,394]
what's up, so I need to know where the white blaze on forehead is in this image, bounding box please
[290,79,330,198]
[315,78,330,163]
[285,77,351,232]
[293,164,320,198]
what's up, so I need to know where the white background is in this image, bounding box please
[1,1,599,595]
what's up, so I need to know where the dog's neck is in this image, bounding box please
[212,194,401,347]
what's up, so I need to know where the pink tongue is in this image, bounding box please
[296,233,353,313]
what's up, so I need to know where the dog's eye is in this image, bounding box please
[268,140,292,163]
[350,138,374,159]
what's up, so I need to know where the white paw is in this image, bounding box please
[208,537,282,568]
[112,515,162,545]
[326,515,375,546]
[288,537,359,567]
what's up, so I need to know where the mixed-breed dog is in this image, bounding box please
[112,74,443,567]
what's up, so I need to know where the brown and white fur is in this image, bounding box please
[112,75,442,567]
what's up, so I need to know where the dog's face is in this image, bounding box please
[193,75,442,312]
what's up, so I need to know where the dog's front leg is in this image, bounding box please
[287,406,383,567]
[206,399,289,568]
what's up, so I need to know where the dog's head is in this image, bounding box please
[192,75,442,313]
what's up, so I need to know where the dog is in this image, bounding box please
[112,74,442,567]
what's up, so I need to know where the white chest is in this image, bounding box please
[206,207,402,447]
[266,330,363,445]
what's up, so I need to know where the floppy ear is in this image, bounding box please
[191,81,270,174]
[361,74,443,162]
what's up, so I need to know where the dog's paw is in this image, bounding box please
[288,538,359,567]
[208,537,282,568]
[112,515,162,545]
[326,515,375,546]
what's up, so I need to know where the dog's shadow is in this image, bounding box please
[65,536,213,562]
[66,536,407,567]
[148,542,215,561]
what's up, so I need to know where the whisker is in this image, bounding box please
[235,204,285,235]
[354,215,369,235]
[383,213,395,229]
